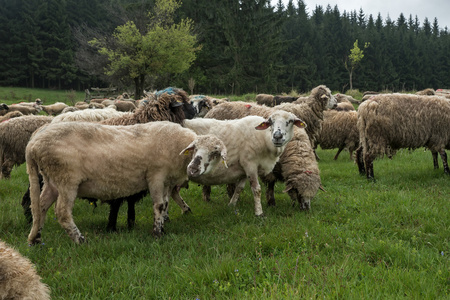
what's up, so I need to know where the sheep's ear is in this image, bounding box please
[221,148,228,168]
[255,121,271,130]
[180,141,196,156]
[294,119,306,128]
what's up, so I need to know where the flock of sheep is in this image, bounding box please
[1,85,450,299]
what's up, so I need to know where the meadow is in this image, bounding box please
[0,87,448,299]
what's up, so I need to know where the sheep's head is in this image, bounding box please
[181,135,227,178]
[255,111,306,148]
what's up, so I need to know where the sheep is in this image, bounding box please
[21,88,196,232]
[0,110,23,122]
[183,110,305,216]
[255,93,274,106]
[204,98,323,210]
[40,102,68,115]
[75,101,90,110]
[0,115,53,179]
[316,110,359,160]
[14,98,43,110]
[273,95,299,106]
[189,95,229,117]
[26,121,227,244]
[101,87,195,126]
[51,107,132,123]
[0,103,40,115]
[60,106,79,114]
[113,100,136,112]
[0,240,51,300]
[416,88,435,95]
[355,93,450,180]
[334,94,357,111]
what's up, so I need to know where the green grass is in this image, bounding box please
[0,148,448,299]
[0,86,87,105]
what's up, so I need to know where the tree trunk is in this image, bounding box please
[134,74,145,100]
[349,69,353,90]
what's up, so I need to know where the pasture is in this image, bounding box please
[0,147,448,299]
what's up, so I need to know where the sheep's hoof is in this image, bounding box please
[153,227,165,239]
[255,213,265,218]
[183,208,192,214]
[76,235,87,244]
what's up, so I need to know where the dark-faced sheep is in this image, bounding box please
[356,93,450,180]
[0,103,40,115]
[0,240,50,300]
[26,121,227,244]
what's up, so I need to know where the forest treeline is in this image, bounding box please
[1,0,449,95]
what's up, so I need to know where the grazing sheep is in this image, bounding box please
[189,95,229,117]
[0,110,23,122]
[0,115,53,179]
[75,101,90,110]
[184,111,305,216]
[334,94,357,111]
[40,102,68,115]
[205,97,323,210]
[316,110,359,160]
[0,103,40,115]
[255,93,274,106]
[26,121,227,244]
[355,94,450,180]
[0,240,51,300]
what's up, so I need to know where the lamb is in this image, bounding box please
[205,98,323,210]
[355,93,450,180]
[183,110,305,216]
[0,103,40,115]
[40,102,69,115]
[0,240,51,300]
[0,110,23,122]
[316,110,359,160]
[0,115,53,179]
[26,121,227,244]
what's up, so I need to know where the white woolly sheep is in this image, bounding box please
[183,110,305,216]
[0,240,51,300]
[356,93,450,180]
[316,110,359,160]
[51,107,132,123]
[26,121,227,244]
[40,102,68,115]
[0,115,53,179]
[205,94,325,210]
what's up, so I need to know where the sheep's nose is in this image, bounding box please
[273,130,283,140]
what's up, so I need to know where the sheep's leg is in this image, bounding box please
[226,184,236,199]
[228,178,247,207]
[106,198,123,232]
[28,180,58,245]
[334,147,344,160]
[1,158,13,179]
[22,173,45,224]
[364,152,375,181]
[265,180,276,206]
[171,187,191,214]
[248,173,264,216]
[355,146,365,175]
[431,151,439,169]
[202,185,211,202]
[149,183,166,238]
[55,188,85,244]
[439,150,449,175]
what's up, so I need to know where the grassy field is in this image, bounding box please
[0,86,87,105]
[0,146,448,299]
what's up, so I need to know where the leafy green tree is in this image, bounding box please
[91,0,199,99]
[345,39,369,90]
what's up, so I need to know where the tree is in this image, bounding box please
[345,39,369,90]
[91,0,199,99]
